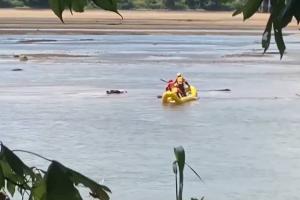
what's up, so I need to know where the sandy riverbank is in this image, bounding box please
[0,9,299,35]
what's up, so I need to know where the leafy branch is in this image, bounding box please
[0,143,111,200]
[233,0,300,58]
[12,150,53,163]
[48,0,122,23]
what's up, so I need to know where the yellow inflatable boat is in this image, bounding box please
[162,85,198,105]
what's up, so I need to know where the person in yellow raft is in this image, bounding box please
[174,73,190,97]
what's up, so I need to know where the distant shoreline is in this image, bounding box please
[0,9,298,35]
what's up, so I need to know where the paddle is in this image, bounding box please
[200,89,231,92]
[159,78,231,92]
[160,79,168,83]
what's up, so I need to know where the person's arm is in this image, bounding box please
[185,80,190,87]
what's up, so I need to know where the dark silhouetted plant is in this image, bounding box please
[48,0,122,23]
[0,142,110,200]
[233,0,300,58]
[173,146,204,200]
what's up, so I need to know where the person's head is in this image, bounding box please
[177,73,182,77]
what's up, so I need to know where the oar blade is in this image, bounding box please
[160,79,168,83]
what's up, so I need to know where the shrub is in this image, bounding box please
[0,0,24,7]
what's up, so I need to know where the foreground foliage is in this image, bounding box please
[234,0,300,58]
[173,146,203,200]
[0,143,111,200]
[48,0,122,22]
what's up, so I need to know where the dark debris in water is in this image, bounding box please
[18,39,57,44]
[11,68,23,72]
[224,53,273,58]
[106,90,127,94]
[14,53,90,59]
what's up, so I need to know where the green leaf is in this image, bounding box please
[279,0,295,27]
[262,15,273,53]
[64,0,73,14]
[49,0,66,22]
[242,0,263,20]
[5,173,24,187]
[172,161,177,175]
[232,9,242,17]
[45,161,82,200]
[49,0,122,22]
[70,169,111,192]
[279,0,300,25]
[174,147,185,172]
[174,146,185,200]
[6,181,16,197]
[270,0,286,16]
[68,166,111,200]
[0,144,29,178]
[90,187,110,200]
[30,179,46,200]
[0,160,31,190]
[0,166,4,189]
[273,26,286,58]
[34,171,43,183]
[271,0,286,58]
[0,161,13,178]
[292,0,300,24]
[72,0,87,12]
[92,0,123,19]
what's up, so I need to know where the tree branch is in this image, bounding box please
[12,150,52,162]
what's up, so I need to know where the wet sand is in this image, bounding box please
[0,9,299,35]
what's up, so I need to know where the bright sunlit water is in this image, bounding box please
[1,34,300,200]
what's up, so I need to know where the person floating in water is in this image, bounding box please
[106,90,127,94]
[174,73,190,97]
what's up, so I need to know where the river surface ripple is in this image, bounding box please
[1,34,300,200]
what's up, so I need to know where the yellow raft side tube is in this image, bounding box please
[162,85,198,105]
